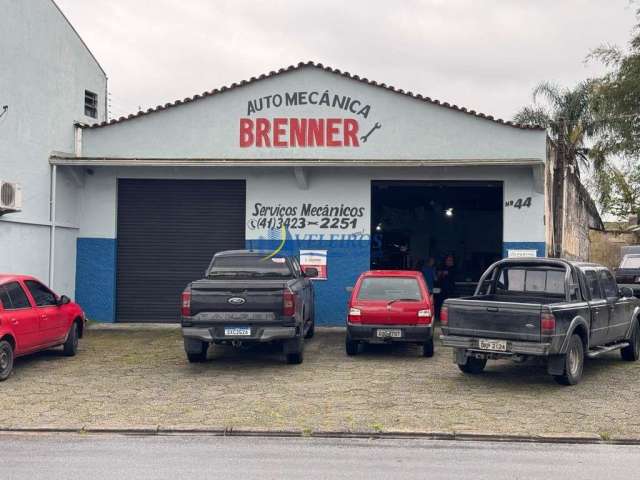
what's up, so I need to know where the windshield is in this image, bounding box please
[207,256,292,279]
[357,277,422,301]
[621,255,640,269]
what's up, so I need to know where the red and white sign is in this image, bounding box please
[240,118,359,148]
[239,90,381,148]
[300,250,328,280]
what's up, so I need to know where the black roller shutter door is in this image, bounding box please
[116,179,246,322]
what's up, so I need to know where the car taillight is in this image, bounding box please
[541,312,556,336]
[283,290,296,317]
[418,309,433,325]
[181,291,191,317]
[348,307,361,323]
[440,306,449,326]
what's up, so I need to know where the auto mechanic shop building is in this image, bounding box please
[48,61,547,324]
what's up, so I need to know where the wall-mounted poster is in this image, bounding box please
[300,250,328,280]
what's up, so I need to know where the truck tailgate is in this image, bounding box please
[446,298,542,342]
[190,279,286,317]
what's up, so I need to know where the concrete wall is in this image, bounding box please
[0,0,107,296]
[590,229,639,270]
[74,164,545,323]
[544,140,604,261]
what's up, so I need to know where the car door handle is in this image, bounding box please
[10,318,18,325]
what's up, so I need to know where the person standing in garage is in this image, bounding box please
[436,255,457,318]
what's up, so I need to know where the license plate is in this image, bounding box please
[478,339,507,352]
[224,327,251,336]
[376,328,402,338]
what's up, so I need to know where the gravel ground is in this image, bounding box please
[2,326,640,439]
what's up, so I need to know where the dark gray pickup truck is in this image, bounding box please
[441,258,640,385]
[180,250,317,365]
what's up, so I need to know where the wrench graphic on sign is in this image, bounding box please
[360,122,382,143]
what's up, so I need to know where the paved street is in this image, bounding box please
[1,433,640,480]
[2,327,640,438]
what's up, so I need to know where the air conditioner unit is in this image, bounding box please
[0,181,22,215]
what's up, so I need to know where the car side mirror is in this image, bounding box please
[303,267,319,278]
[345,286,354,293]
[620,286,634,298]
[57,295,71,306]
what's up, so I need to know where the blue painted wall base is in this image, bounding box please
[502,242,546,258]
[76,238,116,322]
[247,238,370,326]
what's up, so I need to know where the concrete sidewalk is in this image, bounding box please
[2,327,640,440]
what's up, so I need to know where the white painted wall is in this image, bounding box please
[77,165,544,245]
[0,0,107,296]
[81,66,546,162]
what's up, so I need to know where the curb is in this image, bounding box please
[0,427,639,445]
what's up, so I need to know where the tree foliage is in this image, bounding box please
[514,11,640,219]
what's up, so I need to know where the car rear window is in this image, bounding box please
[207,255,293,279]
[357,277,422,301]
[496,267,565,296]
[621,256,640,268]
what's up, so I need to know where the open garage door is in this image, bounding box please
[116,179,246,323]
[371,181,503,294]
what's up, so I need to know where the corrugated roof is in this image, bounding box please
[77,61,544,131]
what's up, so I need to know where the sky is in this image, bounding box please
[55,0,638,121]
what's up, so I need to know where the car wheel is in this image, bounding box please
[304,314,315,339]
[458,356,486,374]
[62,322,79,357]
[345,338,359,356]
[285,336,304,365]
[621,321,640,361]
[554,334,584,385]
[422,337,434,358]
[185,340,208,363]
[0,340,14,381]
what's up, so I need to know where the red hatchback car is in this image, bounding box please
[0,275,86,381]
[345,270,435,357]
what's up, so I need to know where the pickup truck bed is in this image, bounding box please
[180,250,317,365]
[441,258,640,385]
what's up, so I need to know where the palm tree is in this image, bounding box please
[514,81,597,172]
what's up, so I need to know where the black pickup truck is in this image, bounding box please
[440,258,640,385]
[180,250,317,364]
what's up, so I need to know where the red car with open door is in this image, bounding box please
[0,275,86,381]
[345,270,435,357]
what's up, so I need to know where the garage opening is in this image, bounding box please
[116,179,246,323]
[371,181,503,294]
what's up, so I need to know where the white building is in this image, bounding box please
[1,3,547,325]
[0,0,107,297]
[59,63,546,324]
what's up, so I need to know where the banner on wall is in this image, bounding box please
[507,249,538,258]
[300,250,328,280]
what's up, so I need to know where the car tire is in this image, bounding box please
[62,322,79,357]
[304,314,315,339]
[285,336,304,365]
[345,338,359,356]
[186,341,208,363]
[422,337,434,358]
[554,334,584,386]
[621,320,640,361]
[458,356,486,374]
[0,340,14,382]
